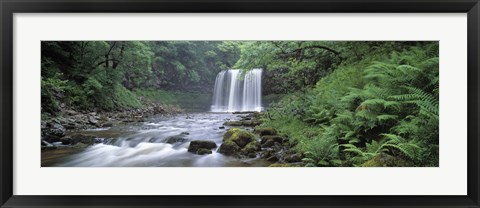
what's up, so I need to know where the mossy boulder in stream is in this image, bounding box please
[218,128,260,157]
[188,140,217,155]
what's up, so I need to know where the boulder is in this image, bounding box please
[66,110,78,116]
[254,127,277,136]
[60,136,73,145]
[223,128,255,148]
[88,116,98,125]
[217,140,241,156]
[266,155,279,162]
[43,123,66,143]
[218,128,260,157]
[70,133,100,145]
[260,135,285,147]
[163,135,188,144]
[188,140,217,154]
[196,148,213,155]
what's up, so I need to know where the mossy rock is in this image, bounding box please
[196,148,213,155]
[254,127,277,136]
[223,128,255,148]
[268,163,302,167]
[218,140,241,156]
[362,153,413,167]
[260,135,284,147]
[241,142,261,155]
[188,140,217,154]
[219,128,260,157]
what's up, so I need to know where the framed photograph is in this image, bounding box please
[1,0,479,207]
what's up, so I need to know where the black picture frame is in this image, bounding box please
[1,0,479,207]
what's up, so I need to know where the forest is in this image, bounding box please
[41,41,439,167]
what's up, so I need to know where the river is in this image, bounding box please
[42,112,273,167]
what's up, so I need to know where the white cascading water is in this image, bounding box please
[211,69,263,112]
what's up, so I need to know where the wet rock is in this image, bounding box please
[223,128,255,148]
[41,121,47,129]
[101,122,114,127]
[260,135,284,147]
[223,121,243,126]
[266,155,279,162]
[41,140,51,146]
[218,128,260,157]
[60,136,73,145]
[70,133,100,145]
[254,127,277,136]
[88,116,98,125]
[163,135,188,144]
[241,142,261,155]
[217,140,240,156]
[181,132,190,135]
[188,140,217,154]
[66,110,78,116]
[43,123,66,143]
[219,126,225,129]
[196,148,213,155]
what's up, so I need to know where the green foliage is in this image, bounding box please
[263,42,439,167]
[41,72,68,113]
[41,41,238,113]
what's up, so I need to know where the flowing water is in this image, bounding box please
[211,69,263,112]
[42,113,272,167]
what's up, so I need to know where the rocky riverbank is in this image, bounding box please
[188,111,305,167]
[41,101,183,150]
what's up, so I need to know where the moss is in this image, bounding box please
[223,128,255,147]
[242,142,260,154]
[218,140,240,156]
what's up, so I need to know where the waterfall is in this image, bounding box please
[211,69,263,112]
